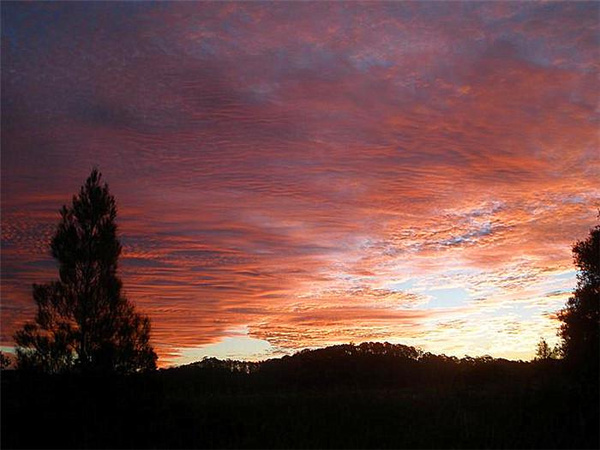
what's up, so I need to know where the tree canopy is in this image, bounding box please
[14,169,157,373]
[557,220,599,380]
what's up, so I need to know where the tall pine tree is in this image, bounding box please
[15,169,157,373]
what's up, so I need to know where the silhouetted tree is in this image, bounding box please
[557,220,599,380]
[534,338,560,360]
[14,169,157,374]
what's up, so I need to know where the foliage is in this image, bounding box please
[14,169,157,374]
[557,221,600,380]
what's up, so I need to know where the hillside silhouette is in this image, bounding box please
[3,341,598,449]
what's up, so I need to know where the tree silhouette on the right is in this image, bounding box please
[557,220,599,382]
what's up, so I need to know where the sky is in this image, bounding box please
[2,1,599,367]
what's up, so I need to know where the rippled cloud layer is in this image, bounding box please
[2,2,598,365]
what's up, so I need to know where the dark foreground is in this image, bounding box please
[2,344,599,449]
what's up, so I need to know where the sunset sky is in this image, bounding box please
[2,1,599,366]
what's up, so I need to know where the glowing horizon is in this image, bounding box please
[2,2,599,367]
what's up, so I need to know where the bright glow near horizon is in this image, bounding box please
[2,2,599,366]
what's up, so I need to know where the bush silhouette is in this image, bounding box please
[0,351,11,370]
[14,169,157,374]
